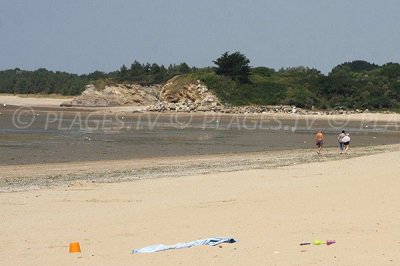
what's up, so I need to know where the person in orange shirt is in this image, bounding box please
[315,130,324,154]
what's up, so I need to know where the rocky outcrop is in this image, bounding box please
[61,76,222,110]
[145,79,222,112]
[61,84,161,107]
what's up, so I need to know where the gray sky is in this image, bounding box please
[1,0,399,74]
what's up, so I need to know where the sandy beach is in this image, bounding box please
[1,95,400,265]
[0,95,73,107]
[1,148,400,265]
[3,1,400,264]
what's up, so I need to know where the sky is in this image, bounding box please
[1,0,400,74]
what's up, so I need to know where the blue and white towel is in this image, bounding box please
[132,237,237,254]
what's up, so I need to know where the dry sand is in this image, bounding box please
[0,95,73,107]
[0,95,146,112]
[1,149,400,265]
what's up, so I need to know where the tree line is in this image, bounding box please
[1,53,400,110]
[0,62,195,95]
[202,52,400,110]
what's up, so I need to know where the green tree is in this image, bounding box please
[177,62,191,74]
[213,51,251,83]
[130,61,144,77]
[119,64,128,79]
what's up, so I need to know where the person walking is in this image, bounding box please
[315,130,324,154]
[342,133,351,154]
[338,130,346,154]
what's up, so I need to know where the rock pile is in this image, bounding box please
[146,80,222,112]
[215,106,371,115]
[146,103,373,115]
[61,84,160,107]
[146,104,301,114]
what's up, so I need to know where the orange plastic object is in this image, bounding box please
[69,242,81,253]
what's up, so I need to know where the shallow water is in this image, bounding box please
[1,105,399,165]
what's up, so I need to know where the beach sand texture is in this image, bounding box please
[0,95,72,107]
[1,150,400,265]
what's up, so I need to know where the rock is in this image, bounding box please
[132,109,144,113]
[81,84,99,96]
[196,106,211,112]
[60,101,73,107]
[160,76,221,107]
[70,84,161,107]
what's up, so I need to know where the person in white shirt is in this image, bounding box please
[342,133,351,154]
[338,130,346,154]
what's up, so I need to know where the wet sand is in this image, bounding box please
[1,104,400,166]
[1,144,398,192]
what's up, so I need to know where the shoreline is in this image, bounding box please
[1,94,400,123]
[1,143,399,193]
